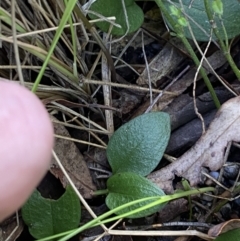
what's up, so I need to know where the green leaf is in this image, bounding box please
[106,172,166,218]
[162,0,240,41]
[215,228,240,241]
[88,0,144,35]
[22,186,81,239]
[107,112,170,176]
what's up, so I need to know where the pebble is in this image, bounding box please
[223,164,240,179]
[220,203,231,220]
[234,196,240,207]
[205,171,219,186]
[210,171,220,180]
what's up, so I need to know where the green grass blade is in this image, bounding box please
[31,0,79,93]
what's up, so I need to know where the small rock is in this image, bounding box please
[234,196,240,207]
[223,164,240,179]
[220,203,231,220]
[210,171,220,180]
[205,171,220,185]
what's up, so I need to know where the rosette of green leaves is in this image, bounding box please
[106,112,171,218]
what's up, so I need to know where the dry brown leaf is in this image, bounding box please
[0,218,24,241]
[208,219,240,237]
[132,49,226,118]
[50,117,96,198]
[136,38,184,86]
[157,199,188,223]
[148,96,240,193]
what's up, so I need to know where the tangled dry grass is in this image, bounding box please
[1,0,123,144]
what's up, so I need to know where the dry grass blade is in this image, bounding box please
[0,1,119,239]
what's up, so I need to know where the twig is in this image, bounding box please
[54,134,106,149]
[141,31,152,103]
[192,29,213,134]
[102,31,114,138]
[107,230,213,241]
[83,78,176,95]
[144,65,190,113]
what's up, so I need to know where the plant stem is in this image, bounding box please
[179,34,220,108]
[40,187,214,241]
[204,0,240,80]
[32,0,79,92]
[207,184,240,222]
[154,0,220,109]
[93,187,214,226]
[92,189,109,195]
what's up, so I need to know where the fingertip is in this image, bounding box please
[0,79,54,221]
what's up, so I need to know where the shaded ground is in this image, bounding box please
[1,1,240,241]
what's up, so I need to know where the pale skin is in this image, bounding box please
[0,79,54,222]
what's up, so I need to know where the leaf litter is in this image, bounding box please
[164,86,238,154]
[50,117,96,199]
[2,0,240,240]
[131,48,226,118]
[148,96,240,193]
